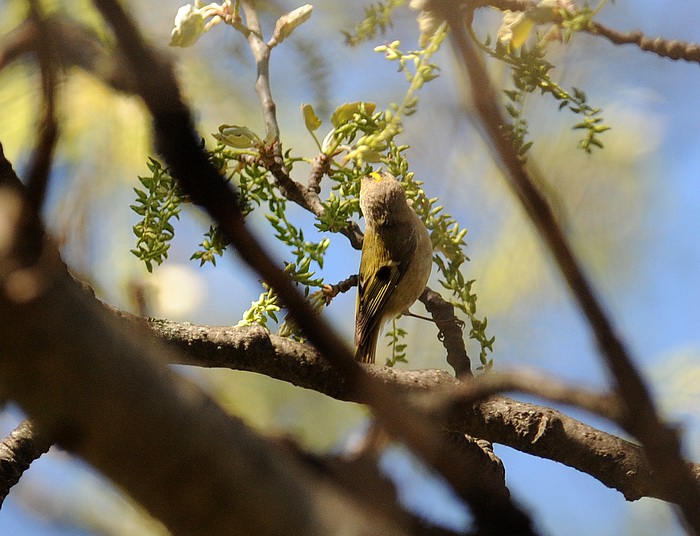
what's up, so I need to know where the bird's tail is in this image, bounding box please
[354,328,380,364]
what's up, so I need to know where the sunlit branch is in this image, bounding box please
[589,21,700,64]
[0,420,53,507]
[428,0,700,530]
[139,315,700,504]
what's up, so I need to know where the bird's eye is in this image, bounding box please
[376,266,392,281]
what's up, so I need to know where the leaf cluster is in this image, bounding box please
[480,35,610,156]
[191,226,228,266]
[130,158,183,273]
[341,0,408,46]
[385,319,408,367]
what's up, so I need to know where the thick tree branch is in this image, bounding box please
[140,316,700,504]
[0,420,53,507]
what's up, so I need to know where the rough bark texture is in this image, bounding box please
[142,316,699,503]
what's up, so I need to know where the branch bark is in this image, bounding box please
[0,420,53,507]
[469,0,700,64]
[141,316,700,504]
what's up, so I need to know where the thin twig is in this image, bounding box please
[233,4,363,248]
[239,1,279,142]
[138,316,700,505]
[308,152,331,194]
[235,152,363,248]
[238,1,324,214]
[430,0,700,531]
[318,274,358,305]
[469,0,700,65]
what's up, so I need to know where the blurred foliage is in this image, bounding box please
[10,450,169,536]
[196,368,366,451]
[342,0,408,46]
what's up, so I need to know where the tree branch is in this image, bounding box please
[448,370,624,424]
[468,0,700,65]
[588,21,700,64]
[420,288,472,377]
[426,1,700,530]
[0,144,471,535]
[234,2,363,249]
[0,420,53,507]
[26,4,538,532]
[138,315,700,505]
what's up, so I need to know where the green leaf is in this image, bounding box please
[301,103,322,132]
[331,102,377,128]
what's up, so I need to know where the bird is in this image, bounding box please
[354,171,433,364]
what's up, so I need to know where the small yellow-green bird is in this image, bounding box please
[354,171,433,364]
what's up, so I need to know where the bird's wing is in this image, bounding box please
[355,225,417,361]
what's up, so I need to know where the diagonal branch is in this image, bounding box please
[429,0,700,531]
[588,21,700,64]
[137,315,700,504]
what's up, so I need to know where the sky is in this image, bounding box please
[2,0,700,534]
